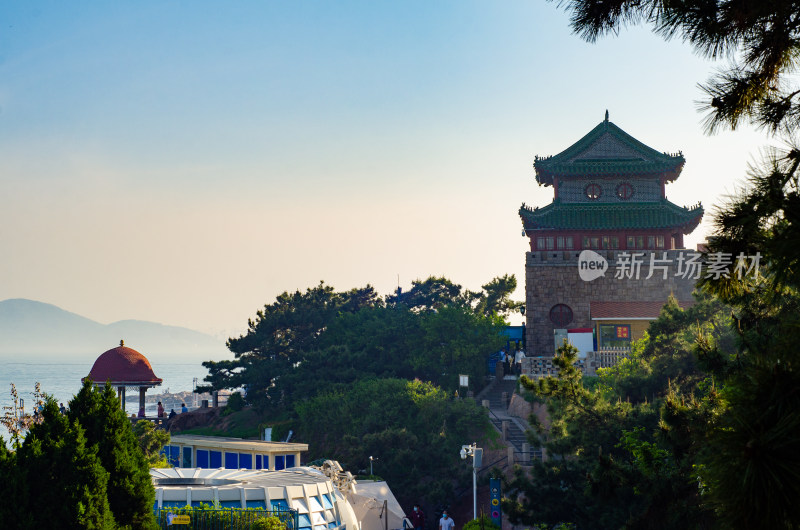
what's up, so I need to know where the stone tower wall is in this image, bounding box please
[525,249,698,355]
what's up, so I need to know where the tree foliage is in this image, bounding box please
[294,378,491,507]
[557,0,800,134]
[15,398,115,529]
[524,3,800,527]
[69,382,157,529]
[201,276,513,412]
[132,420,171,468]
[503,295,729,529]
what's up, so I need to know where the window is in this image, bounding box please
[182,447,192,468]
[647,236,655,249]
[602,236,619,249]
[600,324,631,348]
[196,449,209,468]
[286,454,296,467]
[616,182,634,200]
[210,450,222,468]
[225,452,239,469]
[321,494,334,510]
[549,304,573,327]
[255,454,263,470]
[271,499,289,512]
[656,235,665,248]
[546,237,554,250]
[275,455,286,470]
[537,237,545,249]
[582,236,600,249]
[163,446,180,467]
[585,183,602,199]
[239,453,253,469]
[626,235,644,249]
[556,236,574,250]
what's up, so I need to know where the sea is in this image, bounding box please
[0,361,208,441]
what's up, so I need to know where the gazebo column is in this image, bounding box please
[118,386,126,410]
[139,386,147,416]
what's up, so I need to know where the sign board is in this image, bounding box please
[490,478,502,526]
[167,513,191,525]
[459,374,469,387]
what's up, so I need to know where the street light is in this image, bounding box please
[369,455,378,476]
[460,443,482,520]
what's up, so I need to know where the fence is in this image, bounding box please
[521,348,630,378]
[155,507,299,530]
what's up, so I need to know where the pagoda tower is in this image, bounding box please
[519,112,703,355]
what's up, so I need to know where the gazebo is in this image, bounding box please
[83,340,163,413]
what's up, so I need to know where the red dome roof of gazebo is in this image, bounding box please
[83,340,162,386]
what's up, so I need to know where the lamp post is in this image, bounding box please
[460,443,482,520]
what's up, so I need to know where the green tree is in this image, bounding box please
[540,3,800,526]
[201,282,381,410]
[504,296,729,529]
[132,420,171,468]
[295,378,490,507]
[0,435,18,527]
[15,398,115,529]
[69,382,157,529]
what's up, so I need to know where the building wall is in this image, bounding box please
[558,178,661,203]
[525,249,696,355]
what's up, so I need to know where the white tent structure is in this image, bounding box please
[345,481,408,530]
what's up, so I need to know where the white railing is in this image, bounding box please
[521,347,631,378]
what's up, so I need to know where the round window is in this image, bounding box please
[549,304,573,327]
[585,183,602,200]
[616,182,634,200]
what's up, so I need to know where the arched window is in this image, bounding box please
[584,183,602,200]
[549,304,573,327]
[616,182,634,200]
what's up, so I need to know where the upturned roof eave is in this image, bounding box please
[519,201,704,233]
[533,118,685,185]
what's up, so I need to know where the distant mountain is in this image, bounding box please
[0,299,229,363]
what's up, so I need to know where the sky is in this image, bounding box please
[0,1,775,338]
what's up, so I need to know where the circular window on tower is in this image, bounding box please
[549,304,573,327]
[616,182,634,200]
[584,183,602,200]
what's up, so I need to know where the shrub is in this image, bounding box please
[462,515,500,530]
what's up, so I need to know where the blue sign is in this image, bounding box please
[489,478,502,526]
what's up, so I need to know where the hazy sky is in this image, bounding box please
[0,2,774,337]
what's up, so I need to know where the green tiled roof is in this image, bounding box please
[534,116,684,185]
[519,200,703,233]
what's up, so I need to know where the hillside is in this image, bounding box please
[0,298,228,363]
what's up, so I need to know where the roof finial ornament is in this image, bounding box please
[605,109,609,122]
[120,339,124,347]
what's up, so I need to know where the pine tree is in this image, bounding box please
[0,437,18,528]
[15,398,115,530]
[69,381,157,530]
[547,2,800,526]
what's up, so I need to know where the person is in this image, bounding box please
[137,406,145,418]
[438,510,454,530]
[515,349,526,375]
[409,504,425,530]
[181,402,188,413]
[168,408,177,419]
[59,403,66,414]
[157,401,165,418]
